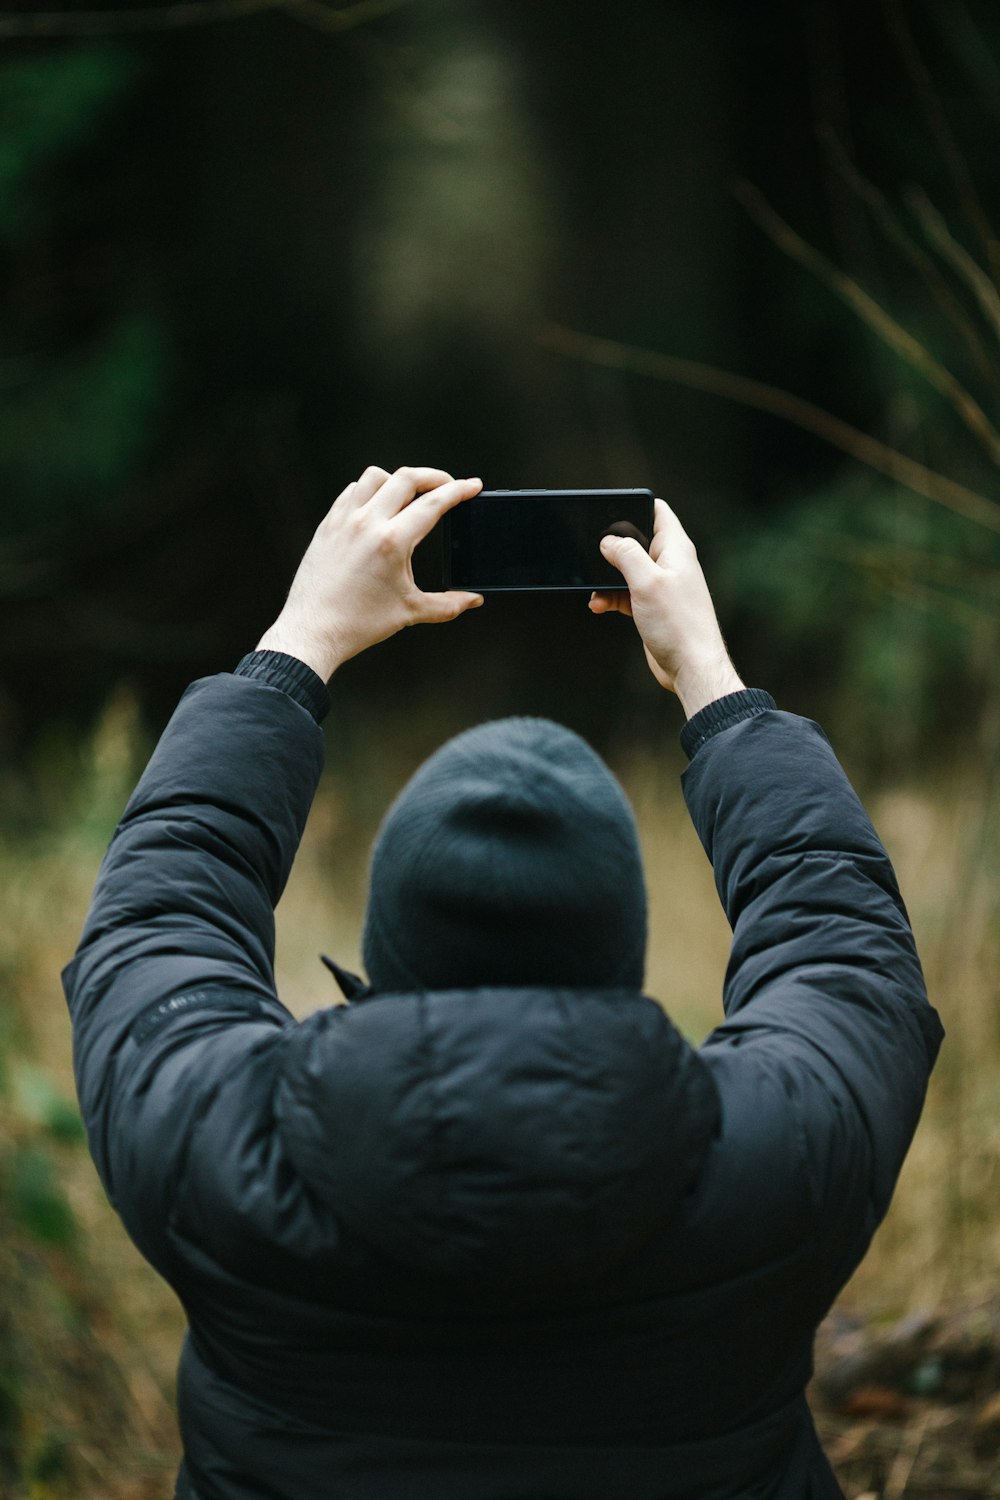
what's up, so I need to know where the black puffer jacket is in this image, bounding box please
[63,670,942,1500]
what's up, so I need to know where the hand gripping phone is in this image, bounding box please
[442,488,654,592]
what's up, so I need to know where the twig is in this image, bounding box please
[819,128,1000,392]
[89,1314,178,1445]
[907,186,1000,346]
[826,537,1000,596]
[883,0,1000,285]
[0,0,278,34]
[939,1,1000,111]
[0,0,410,39]
[733,180,1000,469]
[539,323,1000,536]
[823,539,1000,626]
[884,1408,933,1500]
[0,548,54,596]
[283,0,411,34]
[344,24,466,143]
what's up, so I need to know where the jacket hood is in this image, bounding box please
[275,988,719,1300]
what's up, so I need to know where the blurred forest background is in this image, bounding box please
[1,0,999,1495]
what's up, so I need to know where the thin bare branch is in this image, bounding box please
[0,1,278,35]
[0,0,410,39]
[907,185,1000,346]
[822,535,1000,599]
[819,128,1000,393]
[939,1,1000,112]
[283,0,412,34]
[829,539,1000,627]
[883,0,1000,283]
[341,23,466,142]
[733,180,1000,469]
[539,323,1000,535]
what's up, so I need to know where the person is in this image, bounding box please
[63,465,942,1500]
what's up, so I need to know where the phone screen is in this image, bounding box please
[443,489,654,591]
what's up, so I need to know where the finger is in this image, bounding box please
[599,532,661,592]
[411,589,485,625]
[396,475,482,547]
[588,590,633,617]
[369,465,456,518]
[342,465,392,510]
[649,496,694,565]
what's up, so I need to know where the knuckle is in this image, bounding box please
[395,464,415,484]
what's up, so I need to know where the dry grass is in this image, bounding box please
[2,695,997,1496]
[846,773,1000,1309]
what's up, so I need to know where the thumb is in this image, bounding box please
[600,533,658,589]
[416,590,485,624]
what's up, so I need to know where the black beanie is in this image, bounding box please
[362,717,647,992]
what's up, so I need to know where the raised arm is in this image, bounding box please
[597,496,943,1228]
[685,710,941,1218]
[63,465,483,1259]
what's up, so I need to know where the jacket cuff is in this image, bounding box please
[680,688,776,761]
[234,651,331,724]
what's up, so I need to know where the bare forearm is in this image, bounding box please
[674,657,746,719]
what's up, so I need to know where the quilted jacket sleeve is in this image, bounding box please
[684,707,943,1228]
[61,672,325,1270]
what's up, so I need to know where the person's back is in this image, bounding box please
[64,466,942,1498]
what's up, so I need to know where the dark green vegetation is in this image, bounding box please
[0,0,998,756]
[1,2,999,1495]
[0,695,179,1498]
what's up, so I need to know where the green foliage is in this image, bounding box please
[11,1064,85,1146]
[29,1430,73,1487]
[0,313,172,536]
[723,475,994,753]
[0,43,171,548]
[7,1147,77,1249]
[0,701,183,1497]
[0,46,139,247]
[714,4,1000,755]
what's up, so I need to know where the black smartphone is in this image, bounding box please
[442,488,655,592]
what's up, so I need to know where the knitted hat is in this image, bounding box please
[362,718,647,992]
